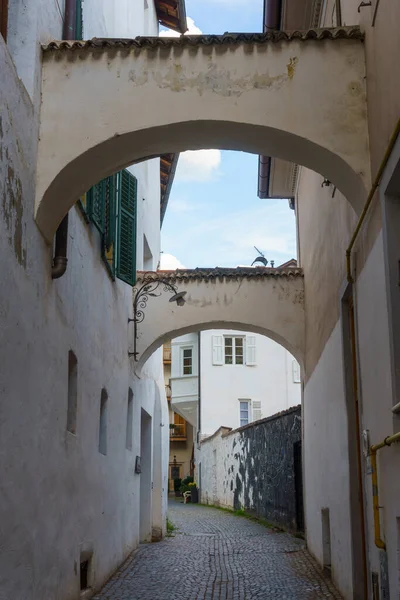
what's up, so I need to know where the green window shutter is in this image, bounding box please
[75,0,83,40]
[101,175,117,279]
[116,170,137,286]
[88,180,105,234]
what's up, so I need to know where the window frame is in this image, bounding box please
[224,335,245,366]
[239,399,251,427]
[181,346,193,377]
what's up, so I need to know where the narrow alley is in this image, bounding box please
[93,502,341,600]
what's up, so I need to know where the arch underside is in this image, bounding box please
[37,121,368,242]
[36,34,369,241]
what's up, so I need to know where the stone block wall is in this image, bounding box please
[197,405,302,532]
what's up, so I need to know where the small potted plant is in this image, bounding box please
[173,478,182,497]
[188,481,198,504]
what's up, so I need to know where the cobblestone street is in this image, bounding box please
[94,501,342,600]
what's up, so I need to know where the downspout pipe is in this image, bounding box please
[370,431,400,549]
[346,117,400,283]
[52,0,77,279]
[258,0,282,199]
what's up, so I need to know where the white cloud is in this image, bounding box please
[169,198,199,214]
[159,17,202,37]
[160,253,186,270]
[175,150,222,183]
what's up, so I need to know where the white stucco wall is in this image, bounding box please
[303,321,353,599]
[170,330,300,437]
[0,2,169,598]
[200,330,301,435]
[355,231,400,599]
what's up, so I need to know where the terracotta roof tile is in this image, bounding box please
[137,267,303,282]
[42,26,363,52]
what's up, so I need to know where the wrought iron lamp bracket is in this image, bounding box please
[128,276,181,361]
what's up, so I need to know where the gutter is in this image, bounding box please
[258,0,282,199]
[52,0,77,279]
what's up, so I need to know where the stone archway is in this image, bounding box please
[132,267,305,374]
[35,28,368,241]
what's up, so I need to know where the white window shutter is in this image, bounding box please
[212,335,224,365]
[246,336,257,366]
[292,360,301,383]
[252,400,262,421]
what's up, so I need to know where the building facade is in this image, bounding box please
[168,330,301,490]
[259,1,400,599]
[0,1,186,598]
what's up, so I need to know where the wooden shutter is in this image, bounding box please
[212,335,223,365]
[252,400,262,421]
[88,179,105,233]
[0,0,9,42]
[116,170,137,286]
[246,335,257,366]
[101,174,117,279]
[75,0,83,40]
[292,360,301,383]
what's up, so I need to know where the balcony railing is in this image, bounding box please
[170,423,186,440]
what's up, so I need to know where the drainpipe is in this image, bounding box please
[52,0,77,279]
[370,431,400,549]
[258,0,282,198]
[346,117,400,283]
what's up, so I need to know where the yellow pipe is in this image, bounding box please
[346,117,400,283]
[370,431,400,549]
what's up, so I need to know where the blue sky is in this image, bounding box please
[159,1,297,270]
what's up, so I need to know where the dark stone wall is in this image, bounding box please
[233,405,302,532]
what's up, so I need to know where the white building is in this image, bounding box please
[1,1,186,598]
[170,330,301,439]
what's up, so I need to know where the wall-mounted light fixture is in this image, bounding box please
[128,275,187,361]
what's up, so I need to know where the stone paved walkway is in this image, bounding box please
[93,501,342,600]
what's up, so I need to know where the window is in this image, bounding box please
[182,347,193,375]
[170,413,186,439]
[99,388,108,455]
[225,336,244,365]
[239,400,251,427]
[67,350,78,434]
[212,335,257,366]
[79,169,138,286]
[126,388,133,451]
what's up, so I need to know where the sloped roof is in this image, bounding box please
[160,153,179,226]
[155,0,187,34]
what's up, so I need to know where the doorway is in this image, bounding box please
[293,440,304,532]
[140,408,152,542]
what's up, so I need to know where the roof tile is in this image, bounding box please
[137,267,304,282]
[42,26,363,52]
